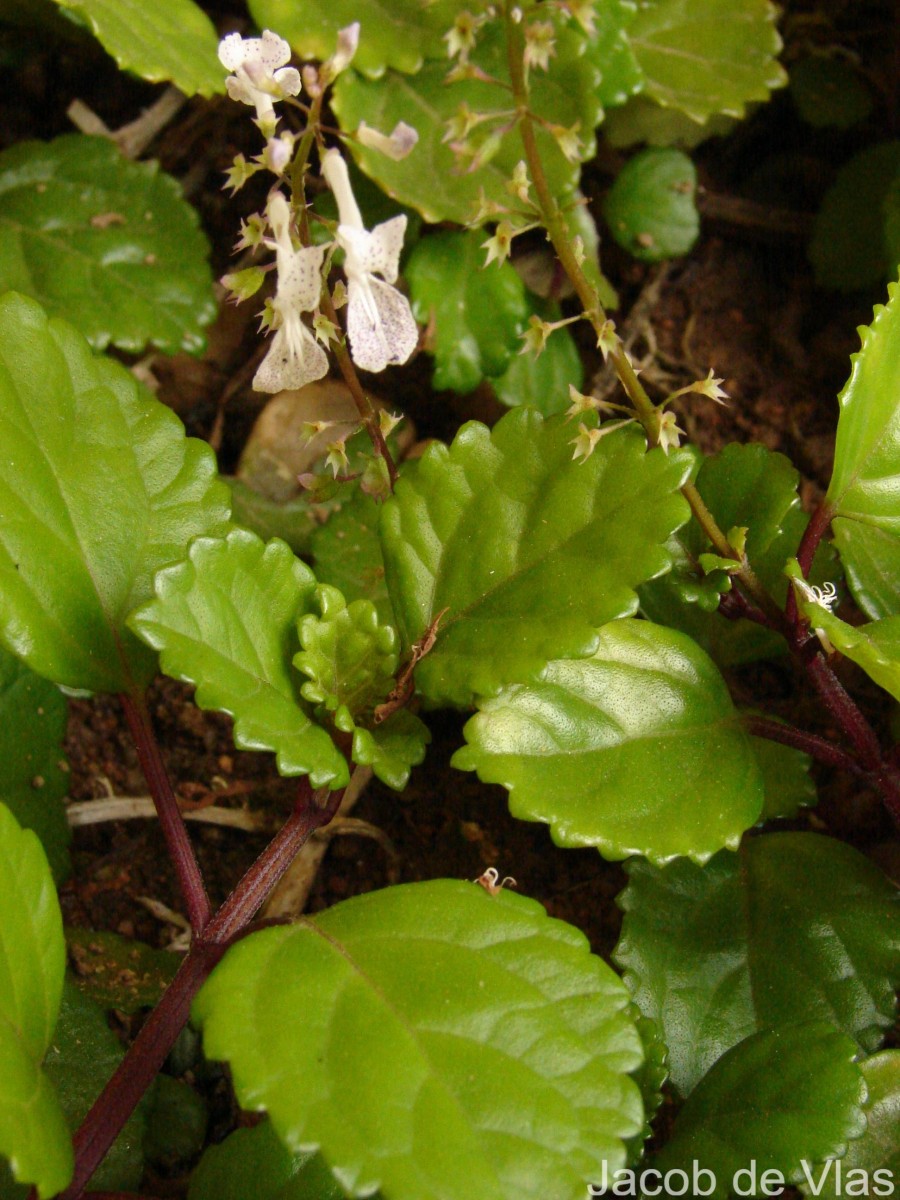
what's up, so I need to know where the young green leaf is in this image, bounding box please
[332,22,600,225]
[380,412,691,707]
[294,587,429,790]
[130,530,348,788]
[309,490,393,626]
[603,147,699,262]
[406,230,529,394]
[810,143,900,292]
[193,880,644,1200]
[48,0,224,95]
[800,1051,900,1198]
[454,619,764,864]
[188,1119,348,1200]
[627,0,786,122]
[43,982,148,1192]
[641,442,836,665]
[826,277,900,619]
[615,833,900,1097]
[0,803,71,1199]
[0,292,230,694]
[248,0,458,77]
[350,710,429,791]
[798,605,900,703]
[492,295,584,416]
[0,646,70,881]
[652,1024,866,1198]
[295,586,399,720]
[0,135,216,354]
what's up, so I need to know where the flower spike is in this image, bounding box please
[321,149,418,373]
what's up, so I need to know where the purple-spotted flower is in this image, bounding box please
[253,193,328,393]
[218,31,301,130]
[321,149,418,373]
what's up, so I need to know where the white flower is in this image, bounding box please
[218,30,302,128]
[356,121,419,161]
[253,193,329,393]
[320,149,418,373]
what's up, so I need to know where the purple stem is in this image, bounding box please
[744,714,864,775]
[120,692,211,934]
[60,781,344,1200]
[784,502,834,630]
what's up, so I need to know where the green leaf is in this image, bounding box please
[65,928,178,1013]
[0,803,71,1199]
[796,604,900,703]
[143,1074,207,1169]
[0,646,70,882]
[351,709,430,791]
[585,0,644,110]
[226,478,320,558]
[0,135,216,353]
[295,585,399,720]
[749,730,816,821]
[653,1024,866,1198]
[188,1119,347,1200]
[810,143,900,292]
[640,443,837,665]
[492,295,584,415]
[628,0,786,122]
[603,147,699,262]
[332,22,599,225]
[44,981,147,1192]
[827,278,900,619]
[454,618,763,864]
[381,413,691,707]
[604,94,738,148]
[248,0,458,77]
[0,292,230,693]
[800,1051,900,1197]
[406,230,529,394]
[194,880,644,1200]
[294,586,429,790]
[789,55,873,130]
[309,490,393,626]
[615,833,900,1097]
[129,530,348,789]
[48,0,224,95]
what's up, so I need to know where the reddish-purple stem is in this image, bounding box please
[120,692,211,934]
[59,781,344,1200]
[744,714,864,775]
[784,501,834,629]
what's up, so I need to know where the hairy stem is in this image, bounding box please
[501,2,779,623]
[743,714,864,775]
[60,781,344,1200]
[120,692,211,933]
